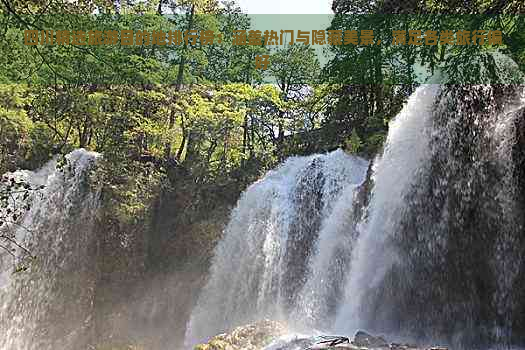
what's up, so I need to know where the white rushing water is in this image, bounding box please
[185,150,369,346]
[333,85,440,333]
[0,149,101,350]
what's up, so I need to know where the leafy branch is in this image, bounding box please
[0,174,44,270]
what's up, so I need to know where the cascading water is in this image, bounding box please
[353,84,525,348]
[187,82,525,350]
[333,84,440,333]
[185,150,370,346]
[0,150,101,350]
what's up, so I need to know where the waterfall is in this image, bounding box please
[187,83,525,349]
[333,84,525,347]
[365,84,525,348]
[185,150,370,346]
[0,149,101,350]
[333,84,440,332]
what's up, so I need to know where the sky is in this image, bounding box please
[233,0,335,71]
[237,0,333,14]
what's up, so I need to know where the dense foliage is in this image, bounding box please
[0,0,524,263]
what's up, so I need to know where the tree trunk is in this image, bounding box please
[165,3,195,159]
[241,115,248,166]
[175,4,195,92]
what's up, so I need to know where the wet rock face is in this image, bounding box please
[282,158,326,308]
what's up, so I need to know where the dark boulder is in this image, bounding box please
[352,330,389,348]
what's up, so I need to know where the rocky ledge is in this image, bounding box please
[193,321,448,350]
